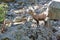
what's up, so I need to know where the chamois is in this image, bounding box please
[28,10,47,26]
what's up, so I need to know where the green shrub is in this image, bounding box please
[0,3,8,23]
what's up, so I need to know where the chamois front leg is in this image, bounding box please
[36,20,39,27]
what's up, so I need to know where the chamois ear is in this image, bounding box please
[29,10,33,13]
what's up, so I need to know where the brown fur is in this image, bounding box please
[28,10,47,26]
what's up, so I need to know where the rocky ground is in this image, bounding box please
[0,0,60,40]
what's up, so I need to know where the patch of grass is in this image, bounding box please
[0,3,8,23]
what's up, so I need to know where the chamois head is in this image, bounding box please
[28,10,36,16]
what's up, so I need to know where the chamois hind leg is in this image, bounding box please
[36,21,39,27]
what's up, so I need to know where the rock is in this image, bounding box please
[7,11,14,16]
[14,29,26,40]
[39,21,45,26]
[2,0,15,2]
[27,16,33,22]
[38,0,51,5]
[33,4,43,10]
[1,37,10,40]
[13,8,25,14]
[5,19,12,27]
[37,35,46,40]
[52,28,58,33]
[56,35,60,40]
[13,16,26,22]
[21,36,30,40]
[17,1,25,6]
[48,1,60,20]
[31,23,37,29]
[32,19,36,23]
[51,35,57,40]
